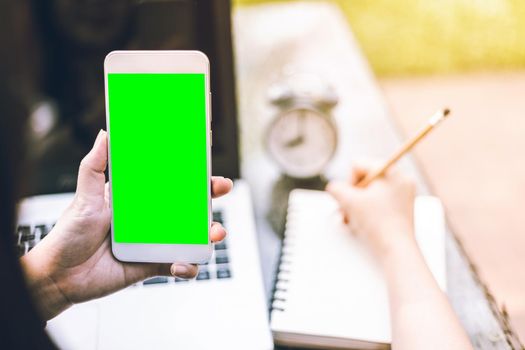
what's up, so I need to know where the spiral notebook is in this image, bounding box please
[270,189,447,350]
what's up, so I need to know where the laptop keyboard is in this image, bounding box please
[15,210,232,283]
[16,223,52,256]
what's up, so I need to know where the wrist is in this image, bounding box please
[20,244,73,320]
[374,225,418,267]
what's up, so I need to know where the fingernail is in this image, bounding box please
[172,264,190,277]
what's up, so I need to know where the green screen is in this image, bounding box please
[108,73,209,244]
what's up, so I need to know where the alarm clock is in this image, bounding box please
[265,74,339,179]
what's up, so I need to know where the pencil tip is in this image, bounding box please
[443,108,450,116]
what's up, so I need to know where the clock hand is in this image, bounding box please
[284,135,304,148]
[284,110,307,148]
[298,109,306,137]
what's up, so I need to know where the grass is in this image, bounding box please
[234,0,525,77]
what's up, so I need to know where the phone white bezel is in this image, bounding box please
[104,50,213,264]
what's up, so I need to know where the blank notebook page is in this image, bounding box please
[270,189,446,348]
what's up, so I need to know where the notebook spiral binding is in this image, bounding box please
[270,207,299,314]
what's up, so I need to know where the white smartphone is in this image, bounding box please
[104,50,213,264]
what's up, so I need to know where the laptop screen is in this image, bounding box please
[4,0,239,196]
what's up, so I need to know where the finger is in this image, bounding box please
[211,176,233,198]
[123,261,197,282]
[104,182,110,205]
[339,208,350,225]
[326,181,355,210]
[170,263,199,279]
[349,160,378,185]
[210,222,226,243]
[350,166,369,186]
[75,130,108,206]
[327,181,355,224]
[120,262,171,284]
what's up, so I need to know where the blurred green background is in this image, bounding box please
[234,0,525,77]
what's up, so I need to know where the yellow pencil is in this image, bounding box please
[357,108,451,188]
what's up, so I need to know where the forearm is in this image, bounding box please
[20,244,72,321]
[381,235,473,350]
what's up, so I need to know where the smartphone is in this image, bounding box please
[104,51,212,263]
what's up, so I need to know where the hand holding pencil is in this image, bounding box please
[326,108,451,250]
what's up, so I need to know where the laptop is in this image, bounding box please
[14,1,273,349]
[17,181,272,349]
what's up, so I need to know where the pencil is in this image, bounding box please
[357,108,451,188]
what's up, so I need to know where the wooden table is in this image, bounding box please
[233,2,521,349]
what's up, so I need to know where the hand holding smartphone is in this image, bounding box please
[104,51,212,264]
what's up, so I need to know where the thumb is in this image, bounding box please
[75,130,108,206]
[349,160,379,185]
[350,165,369,186]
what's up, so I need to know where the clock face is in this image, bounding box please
[266,108,337,178]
